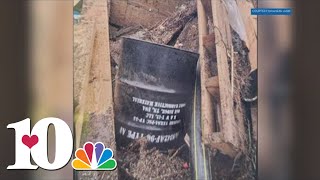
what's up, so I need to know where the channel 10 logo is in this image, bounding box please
[7,118,117,171]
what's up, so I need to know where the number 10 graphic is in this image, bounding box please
[7,118,73,170]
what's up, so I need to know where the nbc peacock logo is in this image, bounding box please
[72,142,117,170]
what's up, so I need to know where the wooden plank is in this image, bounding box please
[174,17,199,53]
[236,0,257,70]
[150,1,197,44]
[74,20,96,149]
[79,0,115,144]
[82,1,114,139]
[76,0,117,179]
[211,0,242,149]
[86,23,113,114]
[197,0,215,141]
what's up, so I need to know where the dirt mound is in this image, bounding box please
[118,139,191,180]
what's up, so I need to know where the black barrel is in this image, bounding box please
[114,37,199,149]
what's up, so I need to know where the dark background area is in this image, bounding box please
[292,1,320,180]
[0,1,31,179]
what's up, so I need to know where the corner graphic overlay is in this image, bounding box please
[72,142,117,170]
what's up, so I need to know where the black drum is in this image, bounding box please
[114,37,199,150]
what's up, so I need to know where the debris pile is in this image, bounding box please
[74,0,257,179]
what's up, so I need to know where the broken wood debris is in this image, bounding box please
[148,1,197,44]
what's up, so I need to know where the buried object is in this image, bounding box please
[114,38,199,149]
